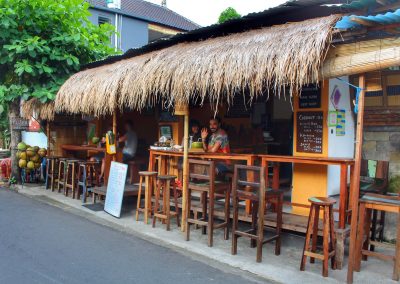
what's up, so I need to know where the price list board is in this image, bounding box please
[296,111,324,154]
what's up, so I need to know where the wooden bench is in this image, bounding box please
[92,184,139,203]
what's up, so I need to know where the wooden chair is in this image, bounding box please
[45,156,60,191]
[300,197,336,277]
[56,158,69,193]
[136,171,157,224]
[360,160,390,248]
[185,159,230,247]
[64,159,80,198]
[152,175,180,230]
[128,157,148,184]
[77,161,100,203]
[231,165,283,262]
[355,193,400,281]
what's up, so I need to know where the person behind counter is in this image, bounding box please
[118,120,138,163]
[182,119,201,146]
[201,116,231,175]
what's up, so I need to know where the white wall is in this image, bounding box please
[327,77,355,196]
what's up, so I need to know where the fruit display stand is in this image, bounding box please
[17,142,47,184]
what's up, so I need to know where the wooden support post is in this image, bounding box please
[46,121,51,155]
[347,74,366,284]
[181,113,189,232]
[112,110,117,162]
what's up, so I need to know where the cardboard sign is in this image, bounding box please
[296,111,323,154]
[104,162,128,218]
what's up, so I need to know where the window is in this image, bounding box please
[351,70,400,109]
[98,16,111,26]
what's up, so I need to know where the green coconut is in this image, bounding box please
[38,148,47,157]
[27,161,35,170]
[26,147,35,157]
[19,151,27,160]
[18,159,27,168]
[33,146,39,152]
[30,154,40,163]
[17,142,27,151]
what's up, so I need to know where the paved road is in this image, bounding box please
[0,189,260,284]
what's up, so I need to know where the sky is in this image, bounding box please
[145,0,288,27]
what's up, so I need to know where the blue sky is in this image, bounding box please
[146,0,288,26]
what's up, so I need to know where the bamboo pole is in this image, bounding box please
[112,109,117,162]
[181,112,189,232]
[347,74,366,284]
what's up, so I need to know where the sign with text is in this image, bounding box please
[104,162,128,218]
[299,85,321,109]
[296,111,323,154]
[10,117,29,130]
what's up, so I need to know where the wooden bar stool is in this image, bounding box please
[56,158,69,193]
[152,175,180,230]
[300,197,336,277]
[231,165,283,263]
[64,159,80,198]
[136,171,157,224]
[355,193,400,281]
[185,159,231,247]
[77,161,100,203]
[45,156,59,191]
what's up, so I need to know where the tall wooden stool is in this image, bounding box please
[300,197,336,277]
[355,193,400,281]
[64,159,80,198]
[152,175,180,230]
[231,165,283,262]
[77,161,100,203]
[185,159,231,247]
[136,171,157,224]
[45,156,59,191]
[56,158,69,193]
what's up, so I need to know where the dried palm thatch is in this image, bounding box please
[56,15,341,116]
[21,99,55,121]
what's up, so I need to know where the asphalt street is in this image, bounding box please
[0,188,260,284]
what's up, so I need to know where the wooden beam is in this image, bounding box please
[347,74,366,284]
[112,110,117,162]
[322,37,400,79]
[181,110,189,232]
[350,17,376,27]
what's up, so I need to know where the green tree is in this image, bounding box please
[218,7,241,24]
[0,0,117,179]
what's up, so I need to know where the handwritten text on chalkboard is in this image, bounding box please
[296,111,323,154]
[299,86,321,109]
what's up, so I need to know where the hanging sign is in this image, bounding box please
[104,161,128,218]
[296,111,323,154]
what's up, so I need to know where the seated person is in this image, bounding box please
[118,120,138,163]
[201,116,231,175]
[181,119,201,147]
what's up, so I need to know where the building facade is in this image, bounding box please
[87,0,200,52]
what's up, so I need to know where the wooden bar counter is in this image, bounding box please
[259,155,355,229]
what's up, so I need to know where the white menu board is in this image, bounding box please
[104,162,128,218]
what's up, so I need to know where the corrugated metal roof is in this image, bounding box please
[335,8,400,29]
[87,0,200,31]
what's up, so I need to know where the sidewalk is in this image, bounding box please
[14,184,396,284]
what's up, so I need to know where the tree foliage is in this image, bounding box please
[0,0,116,105]
[218,7,241,24]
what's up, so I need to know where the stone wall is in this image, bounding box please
[363,126,400,178]
[363,126,400,241]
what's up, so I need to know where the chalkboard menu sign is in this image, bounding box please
[10,117,29,130]
[299,85,321,109]
[296,111,323,154]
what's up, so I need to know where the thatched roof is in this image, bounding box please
[21,99,55,121]
[56,15,340,116]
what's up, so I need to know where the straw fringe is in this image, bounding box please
[21,99,55,121]
[56,15,340,115]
